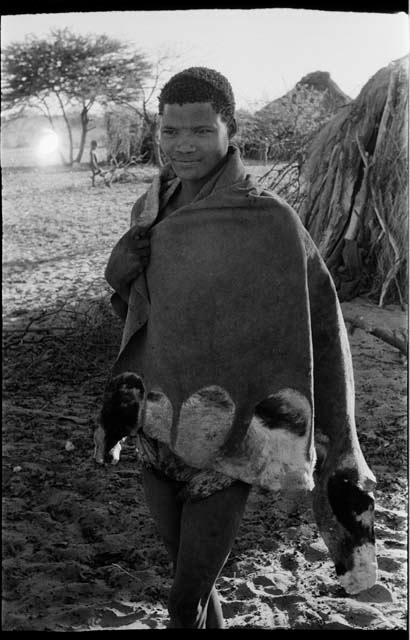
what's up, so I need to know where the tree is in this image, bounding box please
[104,106,145,163]
[2,28,151,164]
[103,50,179,167]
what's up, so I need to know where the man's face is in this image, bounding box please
[159,102,230,185]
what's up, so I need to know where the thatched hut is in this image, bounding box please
[299,56,408,306]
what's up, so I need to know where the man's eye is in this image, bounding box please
[162,129,176,136]
[195,128,211,134]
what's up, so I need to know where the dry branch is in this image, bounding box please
[3,327,73,334]
[355,132,403,307]
[3,401,90,425]
[345,315,408,356]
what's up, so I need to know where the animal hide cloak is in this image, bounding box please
[105,147,375,495]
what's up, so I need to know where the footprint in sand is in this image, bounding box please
[377,556,406,572]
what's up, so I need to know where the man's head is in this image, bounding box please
[158,67,237,186]
[91,140,98,149]
[158,67,236,133]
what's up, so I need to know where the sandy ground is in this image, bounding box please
[2,165,408,631]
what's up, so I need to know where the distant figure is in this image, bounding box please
[262,139,269,164]
[90,140,105,187]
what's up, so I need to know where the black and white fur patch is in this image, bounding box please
[94,372,145,465]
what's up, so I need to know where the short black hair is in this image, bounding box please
[158,67,236,125]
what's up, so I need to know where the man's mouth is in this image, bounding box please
[173,159,200,165]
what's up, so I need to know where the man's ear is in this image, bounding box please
[228,117,238,139]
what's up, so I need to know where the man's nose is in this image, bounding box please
[176,133,196,153]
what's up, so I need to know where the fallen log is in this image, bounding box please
[345,315,408,356]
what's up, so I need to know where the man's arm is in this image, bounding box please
[105,227,150,299]
[105,193,150,315]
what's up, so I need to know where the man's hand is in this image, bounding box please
[105,228,151,299]
[130,230,151,274]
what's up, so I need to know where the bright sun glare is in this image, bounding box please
[37,130,59,156]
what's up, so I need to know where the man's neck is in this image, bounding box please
[178,181,203,206]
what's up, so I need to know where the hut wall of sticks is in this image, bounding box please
[299,56,408,307]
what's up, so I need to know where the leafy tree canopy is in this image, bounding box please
[2,28,152,163]
[3,28,151,108]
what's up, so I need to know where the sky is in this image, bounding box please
[1,9,408,111]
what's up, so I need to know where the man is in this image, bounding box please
[101,68,376,628]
